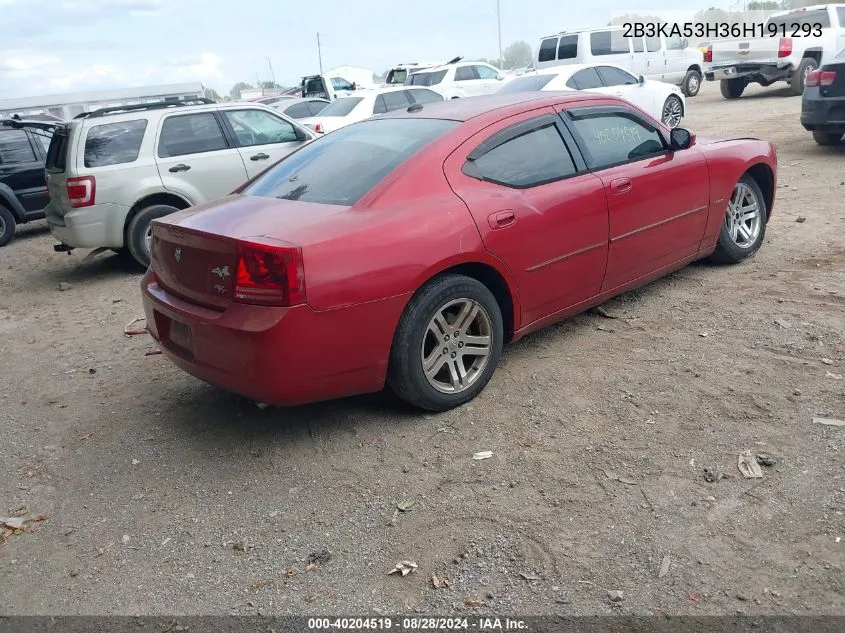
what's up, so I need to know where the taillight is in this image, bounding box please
[806,70,821,86]
[778,37,792,58]
[704,45,712,63]
[66,176,95,208]
[314,122,323,134]
[806,70,835,87]
[234,239,306,306]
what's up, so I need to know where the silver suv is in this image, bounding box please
[44,98,316,267]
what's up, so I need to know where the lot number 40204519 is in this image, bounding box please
[592,125,643,145]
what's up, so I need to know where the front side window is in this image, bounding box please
[408,70,448,86]
[0,130,36,164]
[84,119,147,167]
[597,66,637,86]
[566,67,603,90]
[568,109,666,169]
[243,118,459,206]
[223,109,298,146]
[318,97,363,117]
[558,35,578,59]
[158,112,228,158]
[590,30,630,56]
[465,120,577,188]
[331,77,355,90]
[475,65,499,79]
[455,66,477,81]
[407,89,443,104]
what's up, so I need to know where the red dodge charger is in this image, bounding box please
[141,92,776,411]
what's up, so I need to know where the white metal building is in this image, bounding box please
[0,82,205,121]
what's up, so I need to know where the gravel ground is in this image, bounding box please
[1,80,843,616]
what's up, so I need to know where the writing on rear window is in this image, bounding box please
[84,119,147,168]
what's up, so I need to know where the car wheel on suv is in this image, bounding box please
[0,205,16,247]
[127,204,180,268]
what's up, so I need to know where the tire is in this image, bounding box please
[126,204,179,268]
[388,274,504,412]
[790,57,818,96]
[720,78,746,99]
[708,174,768,265]
[661,95,684,128]
[812,130,844,146]
[0,205,16,247]
[682,69,702,97]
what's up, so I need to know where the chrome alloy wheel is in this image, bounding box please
[687,74,700,95]
[725,181,762,248]
[144,224,153,255]
[662,96,683,128]
[421,298,493,394]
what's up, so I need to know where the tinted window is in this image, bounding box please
[304,77,327,96]
[158,112,228,158]
[223,110,298,146]
[768,10,830,29]
[45,128,69,171]
[645,36,661,52]
[0,130,36,164]
[569,110,666,168]
[455,66,477,81]
[590,30,629,56]
[319,97,363,117]
[386,69,408,84]
[283,102,314,119]
[84,119,147,167]
[632,37,644,53]
[331,77,355,90]
[839,8,845,28]
[307,100,329,115]
[567,67,603,90]
[407,89,443,104]
[468,122,577,188]
[497,74,556,93]
[558,35,578,60]
[408,70,447,86]
[475,65,499,79]
[243,118,459,206]
[597,66,637,86]
[539,37,558,62]
[381,91,412,112]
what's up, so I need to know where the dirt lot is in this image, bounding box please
[1,81,843,617]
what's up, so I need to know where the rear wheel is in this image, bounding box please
[790,57,818,96]
[661,95,684,128]
[708,174,767,264]
[682,69,702,97]
[812,130,844,146]
[126,204,179,268]
[388,274,503,412]
[720,78,746,99]
[0,205,16,247]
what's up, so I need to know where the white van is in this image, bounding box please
[535,26,705,96]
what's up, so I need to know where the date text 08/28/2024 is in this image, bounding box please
[307,617,529,630]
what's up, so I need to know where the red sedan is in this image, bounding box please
[141,92,776,411]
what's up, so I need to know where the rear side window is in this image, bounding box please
[84,119,147,168]
[465,121,577,188]
[590,30,630,56]
[243,118,459,206]
[497,74,556,93]
[567,67,603,90]
[319,97,363,117]
[568,109,666,169]
[158,113,228,158]
[408,89,443,104]
[768,9,830,29]
[558,35,578,60]
[408,70,447,86]
[539,38,558,62]
[283,102,313,119]
[0,130,37,164]
[45,127,69,171]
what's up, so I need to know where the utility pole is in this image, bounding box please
[497,0,503,70]
[317,32,324,74]
[266,57,276,88]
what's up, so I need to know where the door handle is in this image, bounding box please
[488,210,516,229]
[250,152,270,161]
[615,91,624,96]
[168,164,191,173]
[610,178,632,194]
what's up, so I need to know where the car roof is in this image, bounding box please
[384,91,601,122]
[414,60,496,74]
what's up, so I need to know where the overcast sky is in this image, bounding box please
[1,0,723,100]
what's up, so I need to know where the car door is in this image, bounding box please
[443,109,609,325]
[837,7,845,51]
[559,103,709,292]
[453,65,481,96]
[219,108,310,179]
[154,111,249,204]
[0,128,48,214]
[663,35,688,84]
[643,36,665,80]
[629,36,649,77]
[594,66,657,118]
[473,64,504,94]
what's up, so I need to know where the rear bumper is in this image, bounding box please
[45,201,131,249]
[141,271,409,406]
[705,63,791,82]
[801,90,845,131]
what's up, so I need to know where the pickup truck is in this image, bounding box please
[704,4,845,99]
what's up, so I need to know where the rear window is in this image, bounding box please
[497,74,556,93]
[768,9,831,30]
[84,119,147,167]
[319,97,363,117]
[45,126,70,172]
[408,70,447,86]
[242,118,459,206]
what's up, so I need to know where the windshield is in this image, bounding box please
[497,74,556,93]
[242,118,459,206]
[407,70,447,86]
[318,97,364,117]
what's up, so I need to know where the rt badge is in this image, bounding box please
[174,248,182,262]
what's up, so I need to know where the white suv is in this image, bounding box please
[404,58,508,98]
[44,98,315,267]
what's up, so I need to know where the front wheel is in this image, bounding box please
[661,95,683,128]
[682,69,702,97]
[708,175,767,265]
[388,274,503,412]
[812,130,844,146]
[0,205,16,247]
[126,204,180,268]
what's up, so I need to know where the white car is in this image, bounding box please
[384,62,445,85]
[404,58,508,98]
[298,86,445,134]
[498,63,686,128]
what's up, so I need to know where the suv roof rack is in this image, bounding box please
[446,56,463,64]
[77,97,215,120]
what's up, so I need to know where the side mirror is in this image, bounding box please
[295,126,311,141]
[669,127,694,150]
[638,74,645,85]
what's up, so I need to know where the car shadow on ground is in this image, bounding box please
[41,249,145,284]
[10,220,50,242]
[734,86,797,100]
